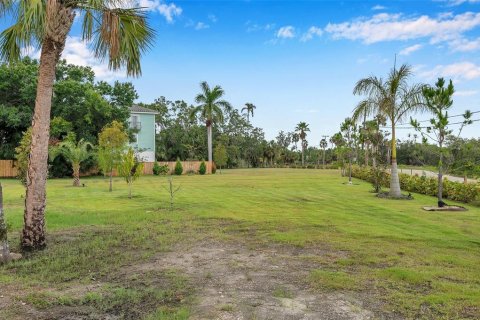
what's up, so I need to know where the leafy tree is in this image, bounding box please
[50,137,93,187]
[353,64,425,198]
[117,148,144,199]
[0,0,153,250]
[242,102,256,122]
[214,144,228,173]
[295,122,310,166]
[191,81,232,164]
[98,121,128,192]
[411,78,472,206]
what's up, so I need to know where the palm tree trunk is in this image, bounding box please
[0,183,10,263]
[389,122,401,198]
[207,123,213,163]
[22,8,74,250]
[72,163,80,187]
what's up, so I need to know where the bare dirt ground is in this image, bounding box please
[127,238,375,320]
[1,237,383,320]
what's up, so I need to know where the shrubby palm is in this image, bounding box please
[353,64,425,198]
[192,81,232,163]
[50,138,93,187]
[0,0,154,250]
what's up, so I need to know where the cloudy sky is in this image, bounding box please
[6,0,480,144]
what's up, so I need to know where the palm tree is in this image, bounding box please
[353,64,425,198]
[242,103,256,122]
[50,139,93,187]
[0,1,154,250]
[295,122,310,166]
[320,138,328,169]
[192,81,232,164]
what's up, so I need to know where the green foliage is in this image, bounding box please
[14,128,32,186]
[98,121,128,177]
[174,159,183,176]
[152,162,161,175]
[199,161,207,175]
[351,165,479,203]
[117,148,144,198]
[214,144,228,169]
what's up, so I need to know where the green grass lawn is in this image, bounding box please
[1,169,479,319]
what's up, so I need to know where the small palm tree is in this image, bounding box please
[0,0,154,250]
[242,103,256,122]
[295,122,310,166]
[191,81,232,163]
[353,64,425,197]
[50,139,93,187]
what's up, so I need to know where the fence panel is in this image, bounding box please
[0,160,18,178]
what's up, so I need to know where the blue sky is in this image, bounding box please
[8,0,480,145]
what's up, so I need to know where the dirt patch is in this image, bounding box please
[126,239,375,320]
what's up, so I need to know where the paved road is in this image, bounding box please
[396,168,478,183]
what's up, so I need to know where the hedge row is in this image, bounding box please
[351,165,480,203]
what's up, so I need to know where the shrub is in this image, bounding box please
[351,165,480,203]
[199,161,207,175]
[152,162,161,175]
[174,159,183,175]
[212,162,217,174]
[158,164,169,175]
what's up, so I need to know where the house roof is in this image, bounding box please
[129,105,159,114]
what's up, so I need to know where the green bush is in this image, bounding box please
[174,159,183,175]
[152,162,160,175]
[158,164,169,175]
[199,161,207,175]
[351,165,480,203]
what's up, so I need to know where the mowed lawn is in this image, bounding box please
[1,169,479,319]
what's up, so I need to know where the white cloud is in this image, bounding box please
[195,22,209,30]
[276,26,296,39]
[446,0,480,6]
[208,14,217,23]
[246,21,276,32]
[300,26,323,42]
[454,90,479,96]
[325,12,480,45]
[449,37,480,51]
[372,5,387,10]
[61,37,125,81]
[419,62,480,81]
[399,44,423,55]
[137,0,182,23]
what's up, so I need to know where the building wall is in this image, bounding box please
[130,112,156,162]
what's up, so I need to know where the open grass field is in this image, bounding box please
[1,169,479,319]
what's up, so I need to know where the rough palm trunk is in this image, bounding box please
[72,162,80,187]
[0,183,10,263]
[22,4,74,250]
[389,123,402,198]
[207,123,213,163]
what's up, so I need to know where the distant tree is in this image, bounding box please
[192,82,232,164]
[320,138,328,169]
[411,78,472,206]
[340,118,358,184]
[214,144,228,173]
[295,122,310,166]
[242,103,256,122]
[50,136,93,187]
[353,64,426,197]
[98,121,128,192]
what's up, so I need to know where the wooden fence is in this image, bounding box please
[0,160,18,178]
[0,160,212,178]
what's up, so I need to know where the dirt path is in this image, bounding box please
[131,239,375,320]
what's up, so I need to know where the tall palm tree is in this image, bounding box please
[0,0,154,250]
[242,103,256,122]
[192,81,232,164]
[353,64,425,197]
[295,122,310,166]
[320,138,328,169]
[50,139,93,187]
